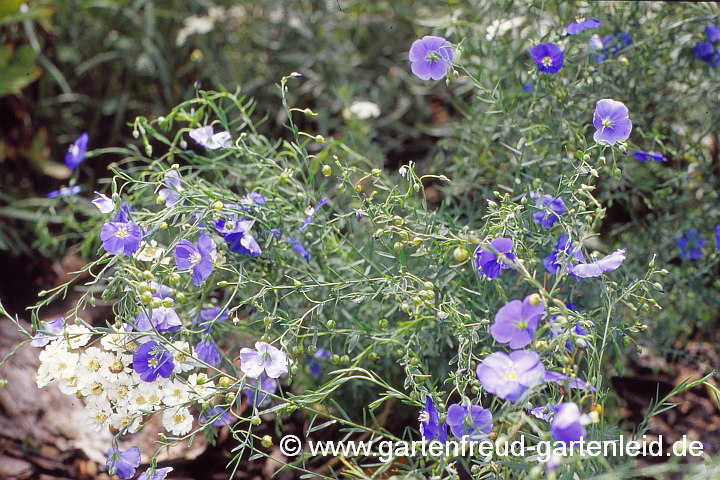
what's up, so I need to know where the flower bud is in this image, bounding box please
[453,247,469,262]
[261,435,273,448]
[322,165,332,176]
[528,293,543,306]
[162,297,173,308]
[218,376,232,388]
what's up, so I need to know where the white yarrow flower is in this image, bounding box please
[163,407,194,436]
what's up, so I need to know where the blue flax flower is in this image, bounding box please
[593,99,632,145]
[476,350,545,402]
[708,24,720,43]
[475,238,515,279]
[694,42,720,67]
[48,186,82,198]
[284,238,311,261]
[408,36,453,81]
[528,404,557,421]
[189,125,232,149]
[192,306,229,333]
[309,348,331,378]
[64,133,88,170]
[300,197,330,232]
[593,31,632,63]
[200,406,235,427]
[567,18,602,35]
[195,339,221,366]
[551,402,589,444]
[676,228,705,260]
[138,467,174,480]
[716,225,720,252]
[490,294,545,349]
[419,396,448,442]
[159,170,183,207]
[92,192,115,213]
[225,231,262,256]
[530,43,564,73]
[241,192,267,210]
[100,215,142,256]
[134,306,182,332]
[544,371,596,391]
[133,340,174,382]
[632,151,667,162]
[544,235,585,275]
[105,446,140,479]
[532,194,565,228]
[570,249,626,278]
[239,341,288,379]
[446,402,492,440]
[244,372,278,407]
[30,317,65,347]
[175,233,214,285]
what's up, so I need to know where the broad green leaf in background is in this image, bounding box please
[0,45,42,96]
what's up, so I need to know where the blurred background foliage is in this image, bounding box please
[1,0,719,441]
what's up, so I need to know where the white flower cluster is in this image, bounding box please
[35,324,216,437]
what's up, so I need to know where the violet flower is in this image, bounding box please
[476,350,545,402]
[244,372,278,407]
[490,294,545,349]
[551,402,589,444]
[567,18,602,35]
[592,99,632,146]
[100,217,142,256]
[65,133,88,170]
[105,447,140,479]
[474,238,515,279]
[189,125,232,149]
[530,43,564,73]
[409,36,453,80]
[419,396,448,442]
[92,192,115,213]
[239,341,288,379]
[446,402,492,440]
[30,317,65,347]
[132,340,174,382]
[175,233,214,285]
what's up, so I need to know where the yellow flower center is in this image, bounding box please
[149,357,159,368]
[109,360,124,374]
[116,227,128,238]
[173,414,185,425]
[514,320,528,330]
[542,56,553,67]
[602,118,613,129]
